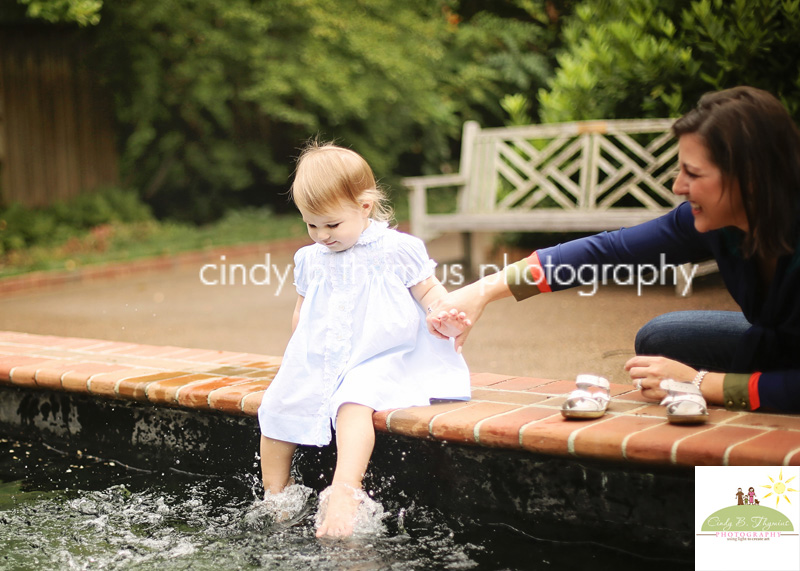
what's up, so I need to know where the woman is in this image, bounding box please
[428,86,800,413]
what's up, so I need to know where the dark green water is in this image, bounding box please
[0,438,688,570]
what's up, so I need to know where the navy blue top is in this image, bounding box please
[536,201,800,412]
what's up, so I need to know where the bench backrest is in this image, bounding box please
[457,119,682,215]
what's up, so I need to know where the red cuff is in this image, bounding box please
[748,372,761,411]
[526,251,551,293]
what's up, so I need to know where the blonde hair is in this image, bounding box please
[290,140,393,222]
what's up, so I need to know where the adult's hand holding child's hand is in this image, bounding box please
[429,309,471,350]
[426,282,490,352]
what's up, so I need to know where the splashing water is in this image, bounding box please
[246,482,315,529]
[0,479,480,570]
[0,438,687,570]
[315,483,388,536]
[0,439,483,570]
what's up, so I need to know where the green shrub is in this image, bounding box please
[0,198,309,278]
[538,0,800,122]
[50,187,154,227]
[0,187,153,253]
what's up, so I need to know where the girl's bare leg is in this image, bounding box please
[260,435,297,495]
[316,403,375,538]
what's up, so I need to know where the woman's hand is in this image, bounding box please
[426,280,492,352]
[624,355,698,401]
[427,267,516,352]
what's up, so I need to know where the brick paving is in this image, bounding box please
[1,330,798,467]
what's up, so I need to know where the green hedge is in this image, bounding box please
[0,188,153,254]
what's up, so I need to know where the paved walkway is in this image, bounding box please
[0,234,740,384]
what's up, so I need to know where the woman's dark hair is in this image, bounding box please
[672,86,800,258]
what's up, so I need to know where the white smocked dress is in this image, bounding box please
[257,220,470,446]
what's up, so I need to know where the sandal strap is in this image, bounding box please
[565,389,593,402]
[669,393,707,407]
[659,379,702,395]
[566,388,610,401]
[576,374,610,392]
[564,389,609,409]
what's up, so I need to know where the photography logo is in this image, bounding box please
[696,467,799,571]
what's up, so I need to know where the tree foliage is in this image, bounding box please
[93,0,461,219]
[14,0,564,221]
[14,0,800,222]
[17,0,101,26]
[438,1,571,126]
[539,0,800,122]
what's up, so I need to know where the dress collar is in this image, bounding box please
[356,219,388,245]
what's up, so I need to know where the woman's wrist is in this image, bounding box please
[697,371,724,405]
[504,258,541,301]
[474,268,515,303]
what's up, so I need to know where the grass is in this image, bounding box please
[0,207,309,279]
[0,183,416,280]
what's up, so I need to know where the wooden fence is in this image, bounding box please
[0,26,118,207]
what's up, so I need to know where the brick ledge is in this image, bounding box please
[1,330,798,467]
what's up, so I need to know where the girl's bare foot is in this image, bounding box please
[315,483,363,538]
[260,482,312,523]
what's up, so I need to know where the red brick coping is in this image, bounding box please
[1,330,799,467]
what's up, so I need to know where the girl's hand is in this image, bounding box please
[624,355,698,401]
[430,308,472,341]
[426,281,490,352]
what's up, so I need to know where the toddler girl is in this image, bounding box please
[257,141,471,538]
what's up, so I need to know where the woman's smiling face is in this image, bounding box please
[672,133,748,234]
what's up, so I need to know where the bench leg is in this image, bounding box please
[461,232,497,281]
[461,232,473,279]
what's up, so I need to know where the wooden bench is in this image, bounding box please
[403,119,715,295]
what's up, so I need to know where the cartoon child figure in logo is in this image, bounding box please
[736,488,745,505]
[749,487,757,506]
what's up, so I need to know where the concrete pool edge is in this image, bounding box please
[0,384,693,559]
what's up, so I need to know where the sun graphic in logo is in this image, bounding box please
[761,469,798,507]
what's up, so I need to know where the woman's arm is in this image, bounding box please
[624,355,800,413]
[423,261,533,351]
[428,204,711,350]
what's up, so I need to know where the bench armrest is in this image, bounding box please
[402,174,467,239]
[401,173,467,190]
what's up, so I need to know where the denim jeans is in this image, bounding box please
[634,311,751,373]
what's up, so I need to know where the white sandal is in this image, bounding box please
[660,379,709,424]
[561,374,610,420]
